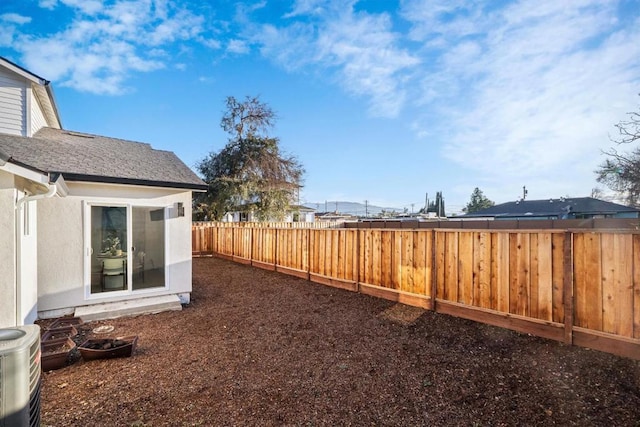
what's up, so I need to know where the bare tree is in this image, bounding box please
[596,106,640,206]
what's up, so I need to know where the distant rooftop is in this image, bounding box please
[462,197,639,219]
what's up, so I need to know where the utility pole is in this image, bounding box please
[364,200,369,218]
[523,186,528,200]
[411,203,414,215]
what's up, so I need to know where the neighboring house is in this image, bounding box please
[315,211,358,225]
[0,57,207,328]
[461,197,640,220]
[223,204,315,223]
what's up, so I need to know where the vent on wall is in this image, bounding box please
[0,325,41,427]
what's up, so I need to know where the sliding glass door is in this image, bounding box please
[88,204,165,295]
[131,206,165,291]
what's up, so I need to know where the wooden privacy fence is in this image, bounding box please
[192,221,341,229]
[192,225,640,359]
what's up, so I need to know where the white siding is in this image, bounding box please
[30,90,47,135]
[0,68,26,136]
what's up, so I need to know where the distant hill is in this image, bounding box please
[303,201,404,217]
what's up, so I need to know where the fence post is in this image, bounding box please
[356,229,361,292]
[430,230,437,312]
[563,231,574,345]
[307,228,311,280]
[274,227,278,268]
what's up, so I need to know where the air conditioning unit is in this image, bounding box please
[0,325,41,427]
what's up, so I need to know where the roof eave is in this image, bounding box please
[57,172,208,191]
[0,56,48,85]
[44,83,63,129]
[0,158,49,186]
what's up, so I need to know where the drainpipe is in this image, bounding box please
[14,182,57,326]
[15,183,57,216]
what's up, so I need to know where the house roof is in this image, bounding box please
[288,204,315,212]
[463,197,639,218]
[0,127,207,191]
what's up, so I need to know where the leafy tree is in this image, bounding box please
[596,106,640,206]
[379,209,395,218]
[462,187,495,214]
[196,96,304,221]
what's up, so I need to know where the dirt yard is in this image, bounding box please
[39,257,640,426]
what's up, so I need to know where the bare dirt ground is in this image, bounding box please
[39,257,640,426]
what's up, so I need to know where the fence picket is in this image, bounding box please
[192,223,640,359]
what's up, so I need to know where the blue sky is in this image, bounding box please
[1,0,639,213]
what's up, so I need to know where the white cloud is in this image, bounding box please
[283,0,328,18]
[250,1,419,117]
[8,0,210,95]
[198,76,215,84]
[227,39,249,54]
[1,13,32,25]
[199,37,221,49]
[38,0,58,10]
[58,0,105,16]
[404,0,640,199]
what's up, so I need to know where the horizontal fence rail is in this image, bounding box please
[192,224,640,360]
[193,221,342,229]
[346,218,640,230]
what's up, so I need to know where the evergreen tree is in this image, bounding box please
[463,187,495,214]
[196,96,304,221]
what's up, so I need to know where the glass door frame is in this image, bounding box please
[83,201,169,300]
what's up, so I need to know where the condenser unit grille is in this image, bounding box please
[28,338,40,393]
[28,380,41,427]
[0,356,3,421]
[28,337,41,427]
[0,325,41,427]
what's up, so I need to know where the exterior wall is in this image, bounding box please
[224,211,254,222]
[36,195,83,313]
[0,176,17,327]
[284,210,315,222]
[18,198,38,325]
[166,191,194,303]
[30,90,47,135]
[227,210,315,223]
[0,169,47,327]
[0,68,27,136]
[37,182,194,313]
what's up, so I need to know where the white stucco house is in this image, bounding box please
[0,57,207,328]
[222,204,315,223]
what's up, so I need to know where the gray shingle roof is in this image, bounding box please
[463,197,639,218]
[0,127,207,190]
